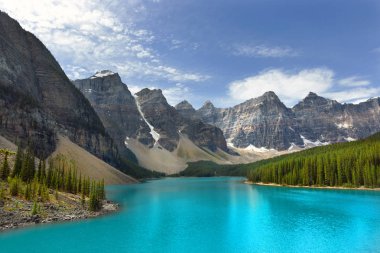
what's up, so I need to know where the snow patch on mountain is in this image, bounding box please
[335,122,353,129]
[301,135,329,146]
[344,137,356,142]
[135,99,160,144]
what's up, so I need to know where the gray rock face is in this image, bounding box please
[175,100,197,120]
[194,91,380,150]
[136,88,228,152]
[0,11,117,162]
[293,92,380,142]
[73,72,155,157]
[194,91,303,150]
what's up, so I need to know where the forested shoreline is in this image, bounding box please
[1,147,105,212]
[0,146,115,231]
[247,133,380,188]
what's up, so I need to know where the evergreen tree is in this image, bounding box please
[247,132,380,188]
[1,152,10,180]
[12,146,23,177]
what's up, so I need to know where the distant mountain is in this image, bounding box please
[74,74,229,174]
[179,91,380,151]
[293,92,380,143]
[136,88,228,152]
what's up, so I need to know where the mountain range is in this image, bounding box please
[179,91,380,151]
[1,11,379,177]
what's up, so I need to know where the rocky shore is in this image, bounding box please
[0,191,119,232]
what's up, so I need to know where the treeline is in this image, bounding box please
[0,147,105,211]
[175,161,249,177]
[247,133,380,188]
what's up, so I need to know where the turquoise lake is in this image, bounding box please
[1,177,380,253]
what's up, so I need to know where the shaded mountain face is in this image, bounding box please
[192,91,380,150]
[73,71,155,158]
[0,11,118,161]
[135,88,228,152]
[175,100,197,120]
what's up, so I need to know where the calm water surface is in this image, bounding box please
[1,177,380,253]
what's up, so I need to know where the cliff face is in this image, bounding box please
[194,91,380,150]
[135,88,228,152]
[73,71,154,159]
[0,11,117,162]
[293,92,380,142]
[195,92,303,150]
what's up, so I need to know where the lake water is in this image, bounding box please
[1,177,380,253]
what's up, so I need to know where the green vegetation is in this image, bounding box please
[120,157,164,179]
[247,132,380,188]
[1,147,106,211]
[175,161,249,177]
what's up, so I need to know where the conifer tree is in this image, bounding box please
[12,146,23,177]
[1,152,10,180]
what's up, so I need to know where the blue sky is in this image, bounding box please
[1,0,379,107]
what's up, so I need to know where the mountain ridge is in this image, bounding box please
[176,91,380,151]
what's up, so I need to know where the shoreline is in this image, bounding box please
[244,181,380,191]
[0,193,119,232]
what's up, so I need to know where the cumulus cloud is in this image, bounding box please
[232,44,298,58]
[0,0,208,83]
[228,68,378,106]
[228,68,334,105]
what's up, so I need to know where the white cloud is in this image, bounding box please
[228,68,334,106]
[324,87,380,104]
[0,0,208,83]
[232,44,298,58]
[162,83,191,106]
[338,76,370,87]
[228,68,378,106]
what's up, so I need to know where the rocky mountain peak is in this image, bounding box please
[175,100,197,120]
[202,100,215,109]
[262,91,279,99]
[294,92,339,111]
[175,100,194,110]
[243,91,286,111]
[303,92,329,103]
[135,88,168,104]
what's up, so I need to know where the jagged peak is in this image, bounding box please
[306,92,318,97]
[262,91,278,98]
[90,70,117,79]
[202,100,215,108]
[251,91,281,103]
[136,88,163,96]
[175,100,195,110]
